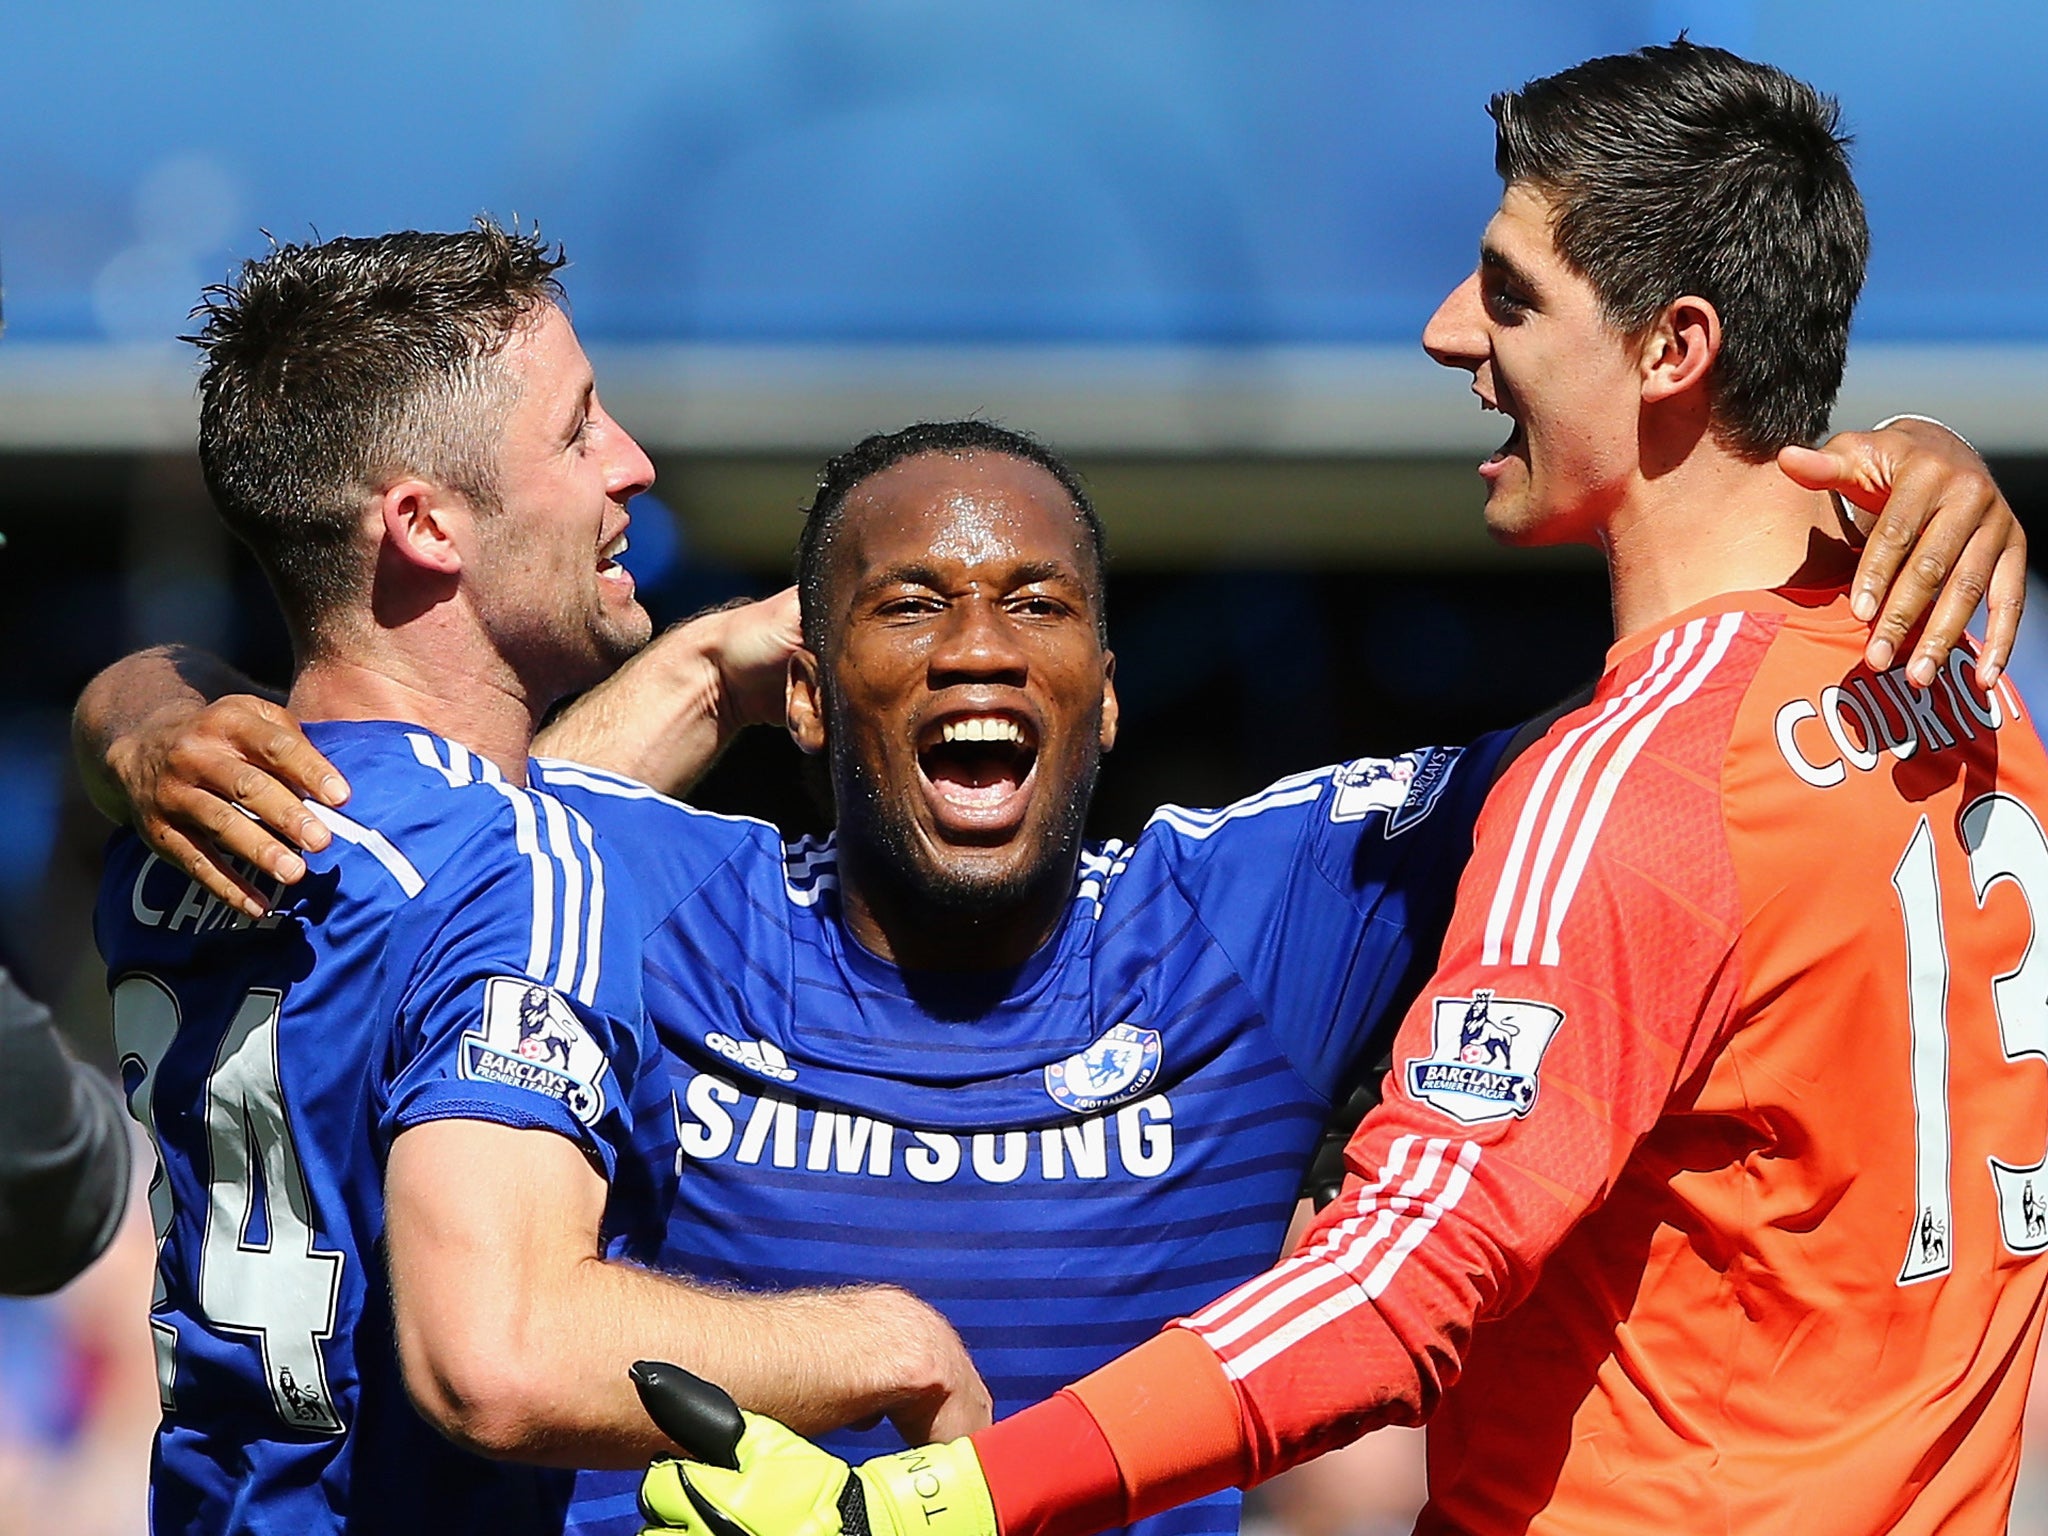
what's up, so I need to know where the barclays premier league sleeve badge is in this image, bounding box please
[460,977,611,1125]
[1405,988,1564,1125]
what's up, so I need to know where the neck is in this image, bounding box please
[833,839,1076,973]
[1600,429,1854,643]
[289,626,543,786]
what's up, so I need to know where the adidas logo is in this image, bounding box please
[704,1032,798,1082]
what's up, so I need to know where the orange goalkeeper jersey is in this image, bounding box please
[1173,587,2048,1534]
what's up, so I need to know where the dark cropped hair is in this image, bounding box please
[1490,39,1867,457]
[795,420,1107,651]
[187,220,567,649]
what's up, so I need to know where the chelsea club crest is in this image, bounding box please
[1045,1023,1162,1113]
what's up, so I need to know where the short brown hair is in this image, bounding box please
[187,220,567,648]
[1491,40,1867,458]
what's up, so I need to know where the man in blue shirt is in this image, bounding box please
[88,232,984,1536]
[80,409,2021,1536]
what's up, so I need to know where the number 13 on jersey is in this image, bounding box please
[1894,792,2048,1285]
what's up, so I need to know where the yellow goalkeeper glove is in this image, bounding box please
[632,1362,996,1536]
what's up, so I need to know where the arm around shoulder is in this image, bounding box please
[71,644,346,919]
[535,589,800,795]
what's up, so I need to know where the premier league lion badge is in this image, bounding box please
[1329,746,1462,838]
[1406,989,1565,1125]
[461,977,610,1125]
[1045,1023,1162,1113]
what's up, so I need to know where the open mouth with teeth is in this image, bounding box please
[1486,418,1526,465]
[916,714,1040,833]
[597,530,632,585]
[1479,392,1526,476]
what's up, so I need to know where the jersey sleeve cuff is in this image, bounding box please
[973,1327,1251,1536]
[1067,1326,1251,1522]
[972,1391,1125,1536]
[384,1082,616,1181]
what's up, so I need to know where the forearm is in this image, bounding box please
[536,591,799,795]
[486,1264,968,1468]
[72,645,271,824]
[391,1120,970,1467]
[536,626,732,793]
[528,630,737,798]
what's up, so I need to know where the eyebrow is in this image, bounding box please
[858,558,1083,594]
[1480,240,1541,297]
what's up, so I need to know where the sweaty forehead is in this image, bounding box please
[833,450,1092,585]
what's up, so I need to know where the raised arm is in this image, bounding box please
[73,590,802,918]
[536,589,801,792]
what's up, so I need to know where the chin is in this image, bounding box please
[912,854,1049,917]
[863,799,1089,922]
[1483,486,1583,549]
[593,606,655,664]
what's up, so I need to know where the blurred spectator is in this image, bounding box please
[1242,1429,1427,1536]
[0,1150,157,1536]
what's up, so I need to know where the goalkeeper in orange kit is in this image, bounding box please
[632,39,2048,1536]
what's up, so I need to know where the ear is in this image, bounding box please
[1098,651,1119,753]
[1640,294,1721,405]
[786,647,827,755]
[377,479,468,577]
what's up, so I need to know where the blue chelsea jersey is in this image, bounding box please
[546,734,1509,1536]
[94,722,676,1536]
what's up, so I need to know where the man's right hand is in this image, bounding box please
[103,692,345,920]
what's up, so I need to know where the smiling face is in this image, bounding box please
[1422,181,1647,547]
[791,450,1117,936]
[469,303,655,698]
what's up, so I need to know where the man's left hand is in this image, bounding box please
[1780,418,2025,688]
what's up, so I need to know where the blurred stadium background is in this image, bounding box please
[3,4,2046,1533]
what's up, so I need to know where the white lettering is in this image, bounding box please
[971,1131,1029,1184]
[167,879,217,934]
[1948,648,2002,728]
[677,1074,739,1160]
[1851,678,1915,759]
[904,1131,961,1183]
[1774,699,1844,788]
[808,1111,893,1176]
[131,853,169,927]
[682,1088,1177,1183]
[1882,670,1957,751]
[1820,685,1881,771]
[1999,674,2027,722]
[1116,1097,1174,1177]
[735,1096,797,1168]
[1040,1119,1108,1180]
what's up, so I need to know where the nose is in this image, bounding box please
[928,593,1029,687]
[602,405,657,502]
[1422,271,1486,372]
